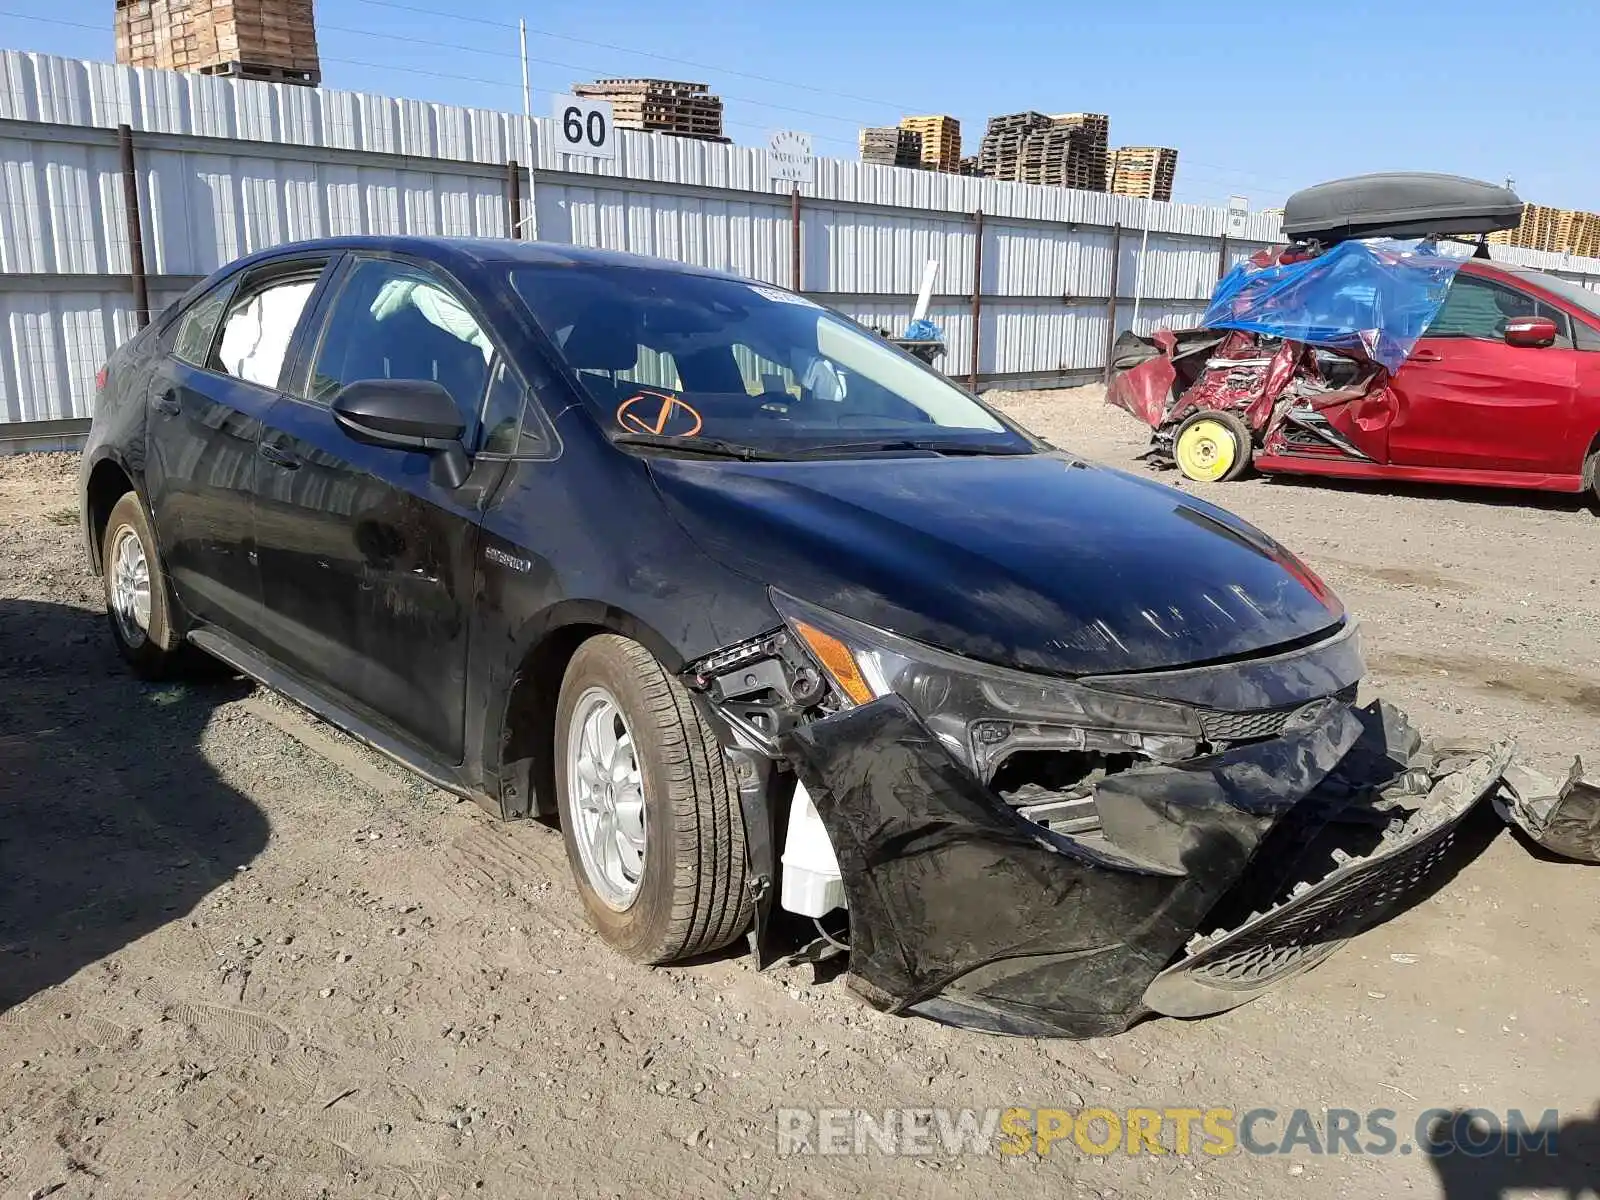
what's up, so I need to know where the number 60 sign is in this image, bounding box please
[550,94,616,160]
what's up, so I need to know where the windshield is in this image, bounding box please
[1508,268,1600,322]
[510,263,1030,454]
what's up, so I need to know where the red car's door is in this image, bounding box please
[1388,271,1580,473]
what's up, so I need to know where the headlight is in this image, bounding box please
[771,590,1200,781]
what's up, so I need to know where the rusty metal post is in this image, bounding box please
[790,186,801,291]
[1103,222,1122,384]
[507,159,522,239]
[1217,231,1229,280]
[968,208,984,392]
[117,123,150,329]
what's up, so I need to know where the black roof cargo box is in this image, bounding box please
[1281,173,1523,244]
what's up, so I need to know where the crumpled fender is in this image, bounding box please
[1105,329,1179,428]
[780,695,1364,1038]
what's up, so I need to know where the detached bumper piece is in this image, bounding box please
[784,697,1584,1038]
[1497,758,1600,863]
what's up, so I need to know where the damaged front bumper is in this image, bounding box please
[778,694,1598,1038]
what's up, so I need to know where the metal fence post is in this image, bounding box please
[969,208,984,392]
[1103,222,1122,384]
[117,123,149,329]
[1217,232,1229,280]
[507,159,522,238]
[791,186,802,292]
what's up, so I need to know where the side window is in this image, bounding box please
[480,358,548,456]
[172,284,232,367]
[308,258,494,444]
[1427,277,1574,347]
[215,273,321,388]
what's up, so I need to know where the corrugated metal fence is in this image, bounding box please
[5,49,1600,440]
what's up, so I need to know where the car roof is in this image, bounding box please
[234,235,747,283]
[1464,257,1570,291]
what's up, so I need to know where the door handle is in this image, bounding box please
[1410,349,1443,363]
[153,390,181,415]
[258,441,302,470]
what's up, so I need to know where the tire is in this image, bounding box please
[1586,450,1600,511]
[100,491,193,679]
[554,634,752,964]
[1172,410,1253,483]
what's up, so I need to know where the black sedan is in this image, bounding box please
[79,237,1596,1038]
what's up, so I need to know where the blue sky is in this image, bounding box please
[6,0,1598,211]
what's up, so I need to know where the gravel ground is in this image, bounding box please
[2,396,1598,1200]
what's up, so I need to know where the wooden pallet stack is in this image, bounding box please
[1491,204,1561,252]
[1554,209,1600,258]
[978,111,1110,190]
[1047,113,1109,187]
[859,126,923,168]
[1018,123,1098,188]
[1576,214,1600,258]
[114,0,320,86]
[1488,204,1582,253]
[572,78,728,142]
[978,112,1053,181]
[1106,146,1178,201]
[897,115,961,172]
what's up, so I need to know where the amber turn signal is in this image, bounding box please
[791,620,875,706]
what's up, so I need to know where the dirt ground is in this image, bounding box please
[3,390,1599,1200]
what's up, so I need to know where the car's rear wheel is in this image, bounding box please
[101,491,193,679]
[1173,410,1253,483]
[554,634,751,964]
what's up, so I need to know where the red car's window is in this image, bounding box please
[1426,276,1573,347]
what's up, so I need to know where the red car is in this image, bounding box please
[1108,172,1600,500]
[1111,258,1600,497]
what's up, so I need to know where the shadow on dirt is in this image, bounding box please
[1428,1104,1600,1199]
[1256,471,1596,515]
[0,597,268,1011]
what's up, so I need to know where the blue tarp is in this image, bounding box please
[1201,238,1465,373]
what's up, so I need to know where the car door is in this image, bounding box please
[250,253,505,762]
[1387,272,1581,473]
[142,256,333,637]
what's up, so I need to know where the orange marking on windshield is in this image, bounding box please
[616,392,703,437]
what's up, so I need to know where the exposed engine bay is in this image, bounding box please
[1106,324,1391,469]
[680,598,1600,1038]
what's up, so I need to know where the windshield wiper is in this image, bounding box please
[611,432,790,461]
[787,438,1033,458]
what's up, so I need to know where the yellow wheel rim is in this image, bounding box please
[1175,418,1238,483]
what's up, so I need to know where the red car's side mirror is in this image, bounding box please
[1504,316,1558,348]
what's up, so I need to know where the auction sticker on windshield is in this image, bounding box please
[749,284,818,307]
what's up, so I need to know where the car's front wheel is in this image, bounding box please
[1173,410,1253,483]
[101,491,193,679]
[554,634,752,963]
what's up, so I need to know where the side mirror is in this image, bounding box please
[331,379,470,487]
[1504,316,1557,348]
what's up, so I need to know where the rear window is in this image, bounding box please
[172,285,232,367]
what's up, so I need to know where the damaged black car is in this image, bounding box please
[80,236,1600,1039]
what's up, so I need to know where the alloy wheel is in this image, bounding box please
[109,526,152,648]
[566,685,648,910]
